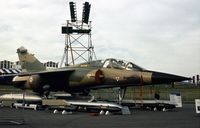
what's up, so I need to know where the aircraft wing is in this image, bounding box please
[0,74,17,85]
[0,68,75,86]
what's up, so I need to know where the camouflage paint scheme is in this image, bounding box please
[1,47,190,95]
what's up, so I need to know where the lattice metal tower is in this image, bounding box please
[60,2,96,67]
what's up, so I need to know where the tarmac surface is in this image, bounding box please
[0,104,199,128]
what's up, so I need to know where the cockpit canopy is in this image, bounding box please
[77,58,144,71]
[101,58,144,71]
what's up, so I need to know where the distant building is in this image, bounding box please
[0,60,13,69]
[12,61,21,69]
[0,60,58,74]
[0,60,21,75]
[196,75,200,86]
[192,75,200,86]
[44,61,59,69]
[0,68,21,75]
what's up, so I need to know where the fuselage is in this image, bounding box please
[0,48,190,96]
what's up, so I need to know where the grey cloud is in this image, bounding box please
[0,0,199,77]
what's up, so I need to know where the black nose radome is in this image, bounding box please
[152,71,191,84]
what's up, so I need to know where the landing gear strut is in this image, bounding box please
[43,85,50,98]
[117,87,127,104]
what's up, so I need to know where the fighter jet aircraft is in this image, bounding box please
[0,46,190,96]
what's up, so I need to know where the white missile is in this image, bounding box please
[0,93,42,102]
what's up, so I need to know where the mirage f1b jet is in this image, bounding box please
[0,46,190,96]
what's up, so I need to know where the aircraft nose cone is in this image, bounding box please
[152,71,191,84]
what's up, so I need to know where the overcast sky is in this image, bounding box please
[0,0,199,77]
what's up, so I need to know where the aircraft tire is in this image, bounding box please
[162,107,166,112]
[153,107,157,111]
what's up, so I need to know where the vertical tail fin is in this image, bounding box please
[17,46,46,72]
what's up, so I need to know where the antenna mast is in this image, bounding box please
[60,2,96,67]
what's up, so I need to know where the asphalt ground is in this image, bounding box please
[0,104,199,128]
